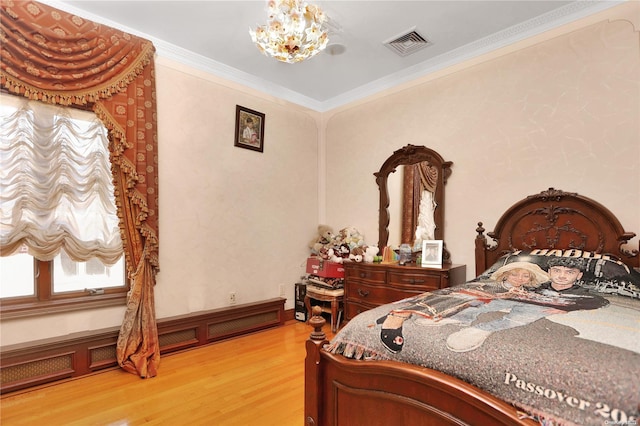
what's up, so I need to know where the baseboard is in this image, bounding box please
[0,298,285,394]
[283,307,296,322]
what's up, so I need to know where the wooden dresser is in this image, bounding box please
[343,262,467,320]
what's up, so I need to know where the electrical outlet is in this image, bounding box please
[279,284,285,297]
[229,292,236,305]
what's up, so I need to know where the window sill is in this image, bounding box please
[0,294,127,320]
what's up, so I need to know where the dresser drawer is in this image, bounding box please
[387,270,442,289]
[346,282,419,306]
[345,265,386,284]
[343,262,467,321]
[345,300,376,320]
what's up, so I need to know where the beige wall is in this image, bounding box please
[324,3,640,279]
[1,2,637,346]
[152,60,320,319]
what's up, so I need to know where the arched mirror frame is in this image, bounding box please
[375,144,453,262]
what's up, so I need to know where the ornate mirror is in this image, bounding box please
[375,144,452,262]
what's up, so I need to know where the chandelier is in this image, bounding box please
[249,0,329,64]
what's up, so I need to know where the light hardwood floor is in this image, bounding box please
[1,319,334,426]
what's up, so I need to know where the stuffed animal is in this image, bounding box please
[328,248,344,263]
[337,243,351,259]
[317,246,331,260]
[338,226,365,250]
[349,246,365,262]
[309,224,335,254]
[363,246,379,263]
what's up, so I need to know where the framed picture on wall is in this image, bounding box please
[234,105,265,153]
[421,240,443,268]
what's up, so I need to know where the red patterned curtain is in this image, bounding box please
[1,1,160,378]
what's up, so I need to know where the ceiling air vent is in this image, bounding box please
[384,28,431,57]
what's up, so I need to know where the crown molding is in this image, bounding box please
[319,0,624,112]
[42,1,623,113]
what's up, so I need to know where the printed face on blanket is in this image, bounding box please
[377,257,609,353]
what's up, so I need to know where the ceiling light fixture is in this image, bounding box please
[249,0,329,64]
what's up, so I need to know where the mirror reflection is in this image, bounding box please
[387,169,402,246]
[401,162,438,251]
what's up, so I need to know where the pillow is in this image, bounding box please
[474,249,640,300]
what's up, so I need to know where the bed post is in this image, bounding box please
[305,306,328,426]
[475,222,488,276]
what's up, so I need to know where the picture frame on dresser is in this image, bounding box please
[421,240,443,267]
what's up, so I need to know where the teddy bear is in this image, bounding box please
[363,245,379,263]
[309,224,335,254]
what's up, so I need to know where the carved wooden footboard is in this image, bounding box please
[304,308,536,426]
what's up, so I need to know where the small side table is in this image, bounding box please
[304,285,344,333]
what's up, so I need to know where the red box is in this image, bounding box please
[306,257,345,278]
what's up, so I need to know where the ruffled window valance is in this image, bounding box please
[1,1,160,378]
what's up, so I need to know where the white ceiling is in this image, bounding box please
[46,1,621,112]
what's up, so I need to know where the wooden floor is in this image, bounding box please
[1,319,334,426]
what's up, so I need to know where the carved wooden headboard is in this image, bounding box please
[475,188,639,275]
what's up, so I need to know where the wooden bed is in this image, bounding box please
[304,188,639,426]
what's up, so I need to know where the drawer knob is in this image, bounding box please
[403,278,425,284]
[357,288,370,297]
[359,272,366,278]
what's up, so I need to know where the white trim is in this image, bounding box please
[42,1,623,112]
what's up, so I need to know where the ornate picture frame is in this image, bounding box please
[234,105,265,152]
[421,240,443,268]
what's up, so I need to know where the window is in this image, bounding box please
[0,94,127,318]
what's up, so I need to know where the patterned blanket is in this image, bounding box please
[327,285,640,426]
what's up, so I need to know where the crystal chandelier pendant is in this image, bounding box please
[249,0,330,64]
